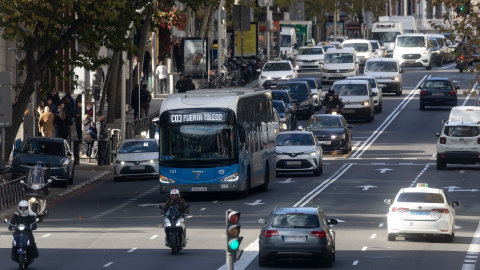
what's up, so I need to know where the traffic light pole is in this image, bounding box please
[227,251,234,270]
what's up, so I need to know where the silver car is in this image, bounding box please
[275,131,323,176]
[258,207,338,267]
[112,138,159,181]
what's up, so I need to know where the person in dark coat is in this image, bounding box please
[74,100,83,139]
[56,97,73,140]
[64,92,75,115]
[140,84,152,118]
[131,84,140,120]
[181,75,196,92]
[8,200,39,261]
[82,114,95,157]
[46,87,61,106]
[176,73,186,93]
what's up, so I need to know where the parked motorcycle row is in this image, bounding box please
[210,56,262,87]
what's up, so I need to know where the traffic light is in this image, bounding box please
[358,13,364,24]
[226,210,243,261]
[456,0,471,14]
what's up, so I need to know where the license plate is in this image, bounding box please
[220,184,228,189]
[319,141,331,145]
[284,236,305,242]
[432,92,445,96]
[286,161,301,167]
[343,109,354,113]
[331,74,343,77]
[190,187,207,191]
[130,166,145,171]
[410,211,429,215]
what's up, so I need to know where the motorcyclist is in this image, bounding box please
[8,200,39,261]
[322,88,335,106]
[326,92,345,114]
[161,189,189,245]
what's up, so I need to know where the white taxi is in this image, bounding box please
[258,59,298,88]
[295,45,325,71]
[384,183,460,242]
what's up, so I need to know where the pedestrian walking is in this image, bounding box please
[74,100,83,139]
[140,84,152,118]
[156,61,168,93]
[176,73,186,93]
[93,116,107,159]
[173,40,184,73]
[131,84,140,120]
[83,114,95,158]
[38,107,55,137]
[93,68,105,101]
[55,97,73,140]
[143,50,152,83]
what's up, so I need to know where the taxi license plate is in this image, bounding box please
[130,166,145,171]
[191,187,207,191]
[343,109,354,113]
[319,141,331,145]
[284,236,305,242]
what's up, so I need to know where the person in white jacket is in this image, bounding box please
[155,61,168,93]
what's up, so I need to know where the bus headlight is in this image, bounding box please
[159,175,176,183]
[220,173,239,182]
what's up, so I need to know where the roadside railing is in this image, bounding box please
[0,176,25,212]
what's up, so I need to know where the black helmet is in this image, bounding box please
[333,92,339,99]
[328,88,335,95]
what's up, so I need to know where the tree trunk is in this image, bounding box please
[107,52,121,124]
[136,4,154,87]
[98,52,118,117]
[115,54,123,119]
[197,5,212,37]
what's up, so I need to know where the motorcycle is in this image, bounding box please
[456,56,465,73]
[4,218,39,270]
[325,104,343,115]
[20,165,54,222]
[160,204,189,255]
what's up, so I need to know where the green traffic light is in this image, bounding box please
[229,239,239,250]
[460,5,465,11]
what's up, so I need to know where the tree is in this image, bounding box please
[0,0,149,161]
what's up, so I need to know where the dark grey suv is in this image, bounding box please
[258,207,338,267]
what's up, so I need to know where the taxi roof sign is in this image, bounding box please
[273,58,282,61]
[416,183,429,188]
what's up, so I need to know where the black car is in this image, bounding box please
[272,100,293,131]
[289,78,323,110]
[12,137,75,187]
[305,114,354,154]
[258,207,338,267]
[272,89,297,128]
[276,81,314,119]
[419,77,459,110]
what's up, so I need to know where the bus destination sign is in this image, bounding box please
[169,112,226,123]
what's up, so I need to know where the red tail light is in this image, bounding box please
[310,231,327,238]
[432,209,449,214]
[449,90,456,95]
[392,207,409,212]
[264,230,279,237]
[420,90,427,95]
[440,137,446,144]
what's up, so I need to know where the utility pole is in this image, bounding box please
[266,1,271,61]
[217,0,225,78]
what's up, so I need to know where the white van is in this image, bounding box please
[342,39,376,68]
[331,80,375,122]
[371,21,403,58]
[448,106,480,122]
[393,34,440,70]
[322,47,360,83]
[280,27,297,61]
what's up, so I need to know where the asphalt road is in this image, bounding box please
[1,61,480,270]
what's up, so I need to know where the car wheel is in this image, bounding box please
[436,156,447,170]
[445,231,454,243]
[313,161,322,176]
[375,102,382,113]
[366,111,373,123]
[322,251,334,267]
[68,167,74,185]
[420,103,425,110]
[396,85,402,96]
[258,255,269,267]
[388,233,396,241]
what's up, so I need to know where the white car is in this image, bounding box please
[258,59,298,88]
[275,131,323,176]
[385,183,460,242]
[346,76,383,113]
[331,80,375,123]
[363,58,403,96]
[295,46,325,71]
[322,47,360,83]
[342,39,376,68]
[113,138,160,181]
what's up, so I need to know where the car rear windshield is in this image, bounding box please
[271,214,320,228]
[298,48,324,55]
[444,126,480,137]
[370,41,379,50]
[278,84,310,97]
[343,43,369,52]
[263,63,291,72]
[324,53,354,64]
[424,81,451,90]
[20,141,65,156]
[396,192,444,203]
[307,116,343,128]
[272,92,290,103]
[273,103,286,113]
[333,84,368,96]
[364,61,398,72]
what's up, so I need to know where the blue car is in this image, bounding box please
[12,137,75,187]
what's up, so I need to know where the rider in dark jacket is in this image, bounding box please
[8,200,39,261]
[161,189,189,215]
[322,88,336,106]
[326,92,345,113]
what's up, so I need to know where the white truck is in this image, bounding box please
[279,20,313,47]
[280,26,297,61]
[379,16,417,33]
[371,21,403,58]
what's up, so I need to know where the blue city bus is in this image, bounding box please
[157,89,277,196]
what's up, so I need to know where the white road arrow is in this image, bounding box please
[245,199,265,206]
[138,203,161,207]
[336,219,346,223]
[277,178,296,184]
[358,185,377,191]
[376,168,393,173]
[443,186,479,192]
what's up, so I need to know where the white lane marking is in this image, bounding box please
[362,246,368,251]
[217,239,259,270]
[463,82,478,106]
[150,235,158,240]
[103,262,114,267]
[212,201,218,204]
[409,164,429,187]
[350,75,429,159]
[439,63,457,70]
[465,260,477,263]
[466,255,478,259]
[372,163,386,165]
[462,222,480,270]
[200,208,206,211]
[460,170,466,174]
[370,234,377,239]
[127,248,137,253]
[353,260,359,265]
[379,223,384,227]
[42,234,51,238]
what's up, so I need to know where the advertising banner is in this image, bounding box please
[183,38,208,78]
[233,22,258,57]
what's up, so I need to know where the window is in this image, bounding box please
[444,126,479,137]
[271,214,320,228]
[435,3,443,19]
[397,192,445,203]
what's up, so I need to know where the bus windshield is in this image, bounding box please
[372,32,400,43]
[159,123,237,163]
